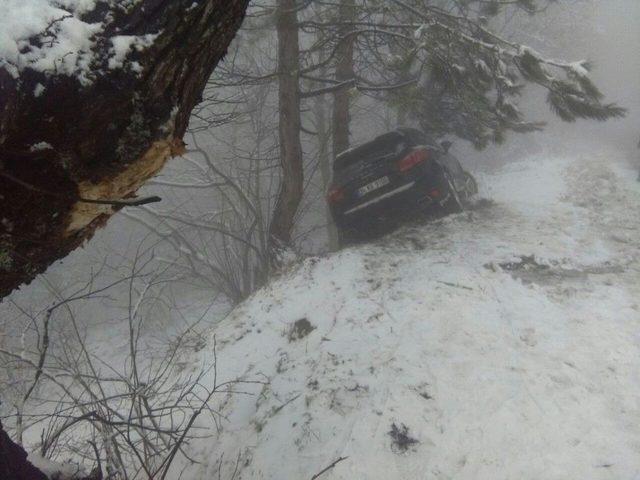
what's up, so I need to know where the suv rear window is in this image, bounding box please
[333,132,407,172]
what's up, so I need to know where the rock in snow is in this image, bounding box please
[178,152,640,479]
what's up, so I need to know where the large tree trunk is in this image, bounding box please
[1,420,100,480]
[268,0,304,263]
[332,0,356,158]
[0,0,249,299]
[0,421,47,480]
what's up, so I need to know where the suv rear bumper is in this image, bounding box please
[343,181,416,216]
[332,173,443,230]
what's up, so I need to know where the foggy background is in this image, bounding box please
[1,0,638,383]
[3,0,638,327]
[1,2,638,476]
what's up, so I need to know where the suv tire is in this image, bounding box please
[442,170,464,214]
[461,171,478,199]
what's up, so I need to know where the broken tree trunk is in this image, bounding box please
[0,0,249,299]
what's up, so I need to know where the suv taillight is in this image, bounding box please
[397,148,428,172]
[327,187,345,204]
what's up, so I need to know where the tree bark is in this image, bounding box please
[1,420,101,480]
[0,420,47,480]
[314,95,339,250]
[0,0,249,299]
[332,0,356,158]
[268,0,304,263]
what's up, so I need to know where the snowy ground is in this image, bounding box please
[176,151,640,479]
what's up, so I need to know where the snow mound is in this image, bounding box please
[183,155,640,479]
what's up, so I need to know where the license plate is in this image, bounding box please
[358,176,390,197]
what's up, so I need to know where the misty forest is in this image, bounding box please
[0,0,638,479]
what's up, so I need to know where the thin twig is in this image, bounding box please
[311,457,348,479]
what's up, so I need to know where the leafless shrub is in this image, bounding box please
[0,249,264,479]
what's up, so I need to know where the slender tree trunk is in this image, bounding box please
[314,95,339,250]
[268,0,304,263]
[332,0,356,158]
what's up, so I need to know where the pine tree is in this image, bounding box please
[304,0,625,148]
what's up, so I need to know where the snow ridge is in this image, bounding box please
[181,154,640,480]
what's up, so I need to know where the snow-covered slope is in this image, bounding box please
[182,153,640,480]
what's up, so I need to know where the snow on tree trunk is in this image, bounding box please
[0,0,249,299]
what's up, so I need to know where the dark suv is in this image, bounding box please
[327,128,477,244]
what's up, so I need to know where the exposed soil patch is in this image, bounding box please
[489,255,624,285]
[389,423,419,453]
[499,255,550,273]
[288,318,316,342]
[419,390,433,400]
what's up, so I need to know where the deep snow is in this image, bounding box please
[176,151,640,479]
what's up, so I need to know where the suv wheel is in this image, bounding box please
[461,171,478,199]
[442,170,464,214]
